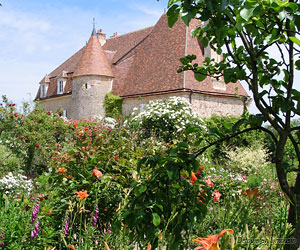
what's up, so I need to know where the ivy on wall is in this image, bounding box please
[104,92,123,117]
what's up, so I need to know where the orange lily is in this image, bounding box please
[190,171,197,184]
[92,167,103,179]
[213,190,221,203]
[104,242,110,250]
[143,243,151,250]
[67,244,78,250]
[75,190,89,200]
[194,229,234,250]
[57,168,67,174]
[242,188,259,200]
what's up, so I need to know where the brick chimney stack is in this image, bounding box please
[96,29,106,46]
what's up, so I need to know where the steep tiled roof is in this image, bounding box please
[73,34,113,77]
[36,14,249,101]
[118,15,186,96]
[103,26,153,64]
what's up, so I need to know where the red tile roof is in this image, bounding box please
[36,14,249,101]
[73,34,113,77]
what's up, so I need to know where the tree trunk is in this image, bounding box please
[284,194,300,250]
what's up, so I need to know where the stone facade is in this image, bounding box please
[71,75,113,119]
[122,92,245,117]
[39,95,72,116]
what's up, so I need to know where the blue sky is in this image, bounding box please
[0,0,168,104]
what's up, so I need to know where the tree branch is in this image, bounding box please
[194,126,278,158]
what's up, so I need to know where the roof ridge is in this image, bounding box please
[106,26,154,40]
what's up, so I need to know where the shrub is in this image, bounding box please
[104,92,123,118]
[129,97,203,142]
[226,145,270,175]
[0,97,73,174]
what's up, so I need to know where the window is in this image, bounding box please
[40,84,48,98]
[57,79,66,94]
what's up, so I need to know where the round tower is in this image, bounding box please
[71,27,114,120]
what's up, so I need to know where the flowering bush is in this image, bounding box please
[128,97,203,141]
[226,145,270,174]
[0,97,73,174]
[0,172,33,195]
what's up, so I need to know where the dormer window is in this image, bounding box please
[40,84,48,98]
[57,79,66,95]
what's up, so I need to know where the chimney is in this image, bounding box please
[96,29,106,46]
[110,32,118,38]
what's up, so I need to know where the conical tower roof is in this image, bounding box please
[73,30,113,78]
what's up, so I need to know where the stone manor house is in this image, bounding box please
[35,15,250,119]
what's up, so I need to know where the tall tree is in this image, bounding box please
[166,0,300,249]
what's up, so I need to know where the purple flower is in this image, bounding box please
[0,232,4,248]
[32,201,39,224]
[64,217,69,236]
[31,221,39,239]
[92,209,99,227]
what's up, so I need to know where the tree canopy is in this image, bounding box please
[166,0,300,248]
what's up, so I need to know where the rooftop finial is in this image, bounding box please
[91,17,97,36]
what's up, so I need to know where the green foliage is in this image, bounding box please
[118,143,209,250]
[0,145,23,176]
[104,91,123,118]
[167,1,300,246]
[197,115,266,163]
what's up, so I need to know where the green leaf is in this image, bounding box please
[168,0,179,8]
[167,5,180,28]
[180,8,196,26]
[240,6,257,21]
[289,36,300,46]
[194,72,206,82]
[152,213,161,226]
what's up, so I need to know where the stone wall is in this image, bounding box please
[72,75,113,119]
[39,95,72,116]
[122,92,245,117]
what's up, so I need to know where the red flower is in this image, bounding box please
[66,175,71,178]
[14,113,18,117]
[75,190,89,200]
[73,123,78,128]
[190,171,197,184]
[194,229,234,250]
[213,191,221,203]
[92,167,103,179]
[205,177,214,187]
[57,168,67,174]
[36,144,39,148]
[52,157,57,161]
[114,155,118,160]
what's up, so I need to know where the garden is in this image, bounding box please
[1,0,300,249]
[0,95,298,249]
